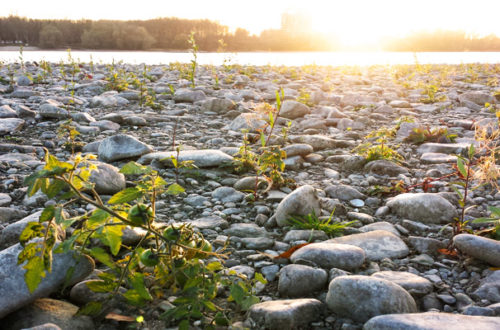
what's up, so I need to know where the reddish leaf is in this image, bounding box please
[274,243,310,259]
[105,313,135,322]
[437,248,458,257]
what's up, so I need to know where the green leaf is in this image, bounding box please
[54,207,65,225]
[154,176,167,187]
[254,272,268,284]
[103,225,124,256]
[122,289,146,306]
[18,242,41,265]
[229,283,245,305]
[166,183,185,195]
[275,89,281,109]
[260,132,266,147]
[456,157,467,178]
[489,206,500,218]
[183,277,202,290]
[19,222,44,246]
[468,144,475,159]
[86,280,116,293]
[214,312,230,326]
[241,295,259,311]
[472,217,497,224]
[449,185,464,199]
[129,273,152,301]
[24,256,46,293]
[40,205,55,223]
[90,247,115,269]
[170,155,178,168]
[76,301,102,316]
[202,300,217,311]
[108,187,142,204]
[206,261,223,272]
[178,319,189,330]
[88,209,111,228]
[45,179,66,199]
[120,162,152,175]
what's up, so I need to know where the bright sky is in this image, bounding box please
[4,0,500,46]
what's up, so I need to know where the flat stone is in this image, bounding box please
[283,144,314,157]
[0,211,46,249]
[290,135,355,151]
[0,243,94,318]
[363,312,500,330]
[359,222,400,236]
[212,186,245,203]
[454,234,500,266]
[325,184,365,201]
[371,271,433,296]
[98,134,153,162]
[290,242,365,271]
[173,89,207,103]
[414,104,439,113]
[278,264,328,297]
[273,185,321,227]
[0,118,24,135]
[186,216,228,230]
[247,298,324,330]
[0,104,18,118]
[421,152,457,163]
[242,237,275,249]
[0,193,12,207]
[225,112,267,132]
[139,150,233,168]
[417,143,469,155]
[326,230,409,261]
[408,236,446,256]
[326,275,417,323]
[224,223,268,238]
[39,101,69,119]
[364,160,409,176]
[201,98,236,113]
[386,193,457,224]
[283,230,329,242]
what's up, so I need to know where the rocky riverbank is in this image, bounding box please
[0,60,499,329]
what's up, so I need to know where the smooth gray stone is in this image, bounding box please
[225,112,267,132]
[1,298,94,330]
[364,160,409,176]
[212,186,245,203]
[290,242,365,270]
[326,275,417,323]
[224,223,268,238]
[327,230,409,261]
[289,134,355,151]
[453,234,500,266]
[0,104,18,118]
[89,162,125,195]
[200,98,236,113]
[325,184,365,201]
[0,243,94,318]
[363,312,500,330]
[0,211,46,249]
[421,152,457,164]
[359,222,400,236]
[416,142,470,155]
[186,216,228,230]
[247,298,324,330]
[386,193,457,224]
[0,118,24,135]
[242,237,275,249]
[371,271,433,296]
[98,134,153,162]
[280,100,310,119]
[138,149,233,168]
[278,264,328,297]
[472,270,500,303]
[283,229,329,242]
[173,89,206,103]
[273,185,321,227]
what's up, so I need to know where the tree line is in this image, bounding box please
[1,16,500,51]
[0,15,337,51]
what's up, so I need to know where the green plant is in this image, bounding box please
[296,88,314,107]
[420,83,446,104]
[66,49,81,105]
[21,151,264,328]
[405,126,457,144]
[473,206,500,239]
[57,120,84,154]
[288,210,354,238]
[105,61,130,92]
[187,32,198,88]
[354,126,403,163]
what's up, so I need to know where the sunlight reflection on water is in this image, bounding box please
[1,51,500,66]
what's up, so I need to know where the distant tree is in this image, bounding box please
[39,24,63,48]
[81,21,116,49]
[113,24,155,50]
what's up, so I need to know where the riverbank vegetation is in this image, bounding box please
[2,15,500,52]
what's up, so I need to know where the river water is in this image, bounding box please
[1,50,500,66]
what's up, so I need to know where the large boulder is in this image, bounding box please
[280,100,310,119]
[326,275,417,323]
[371,271,433,296]
[278,264,328,297]
[98,134,153,162]
[0,243,94,318]
[290,242,365,271]
[89,162,126,195]
[272,185,321,227]
[453,234,500,267]
[138,149,233,168]
[326,230,409,261]
[363,312,500,330]
[247,299,324,330]
[386,193,457,224]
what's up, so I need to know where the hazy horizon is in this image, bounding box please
[4,0,500,47]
